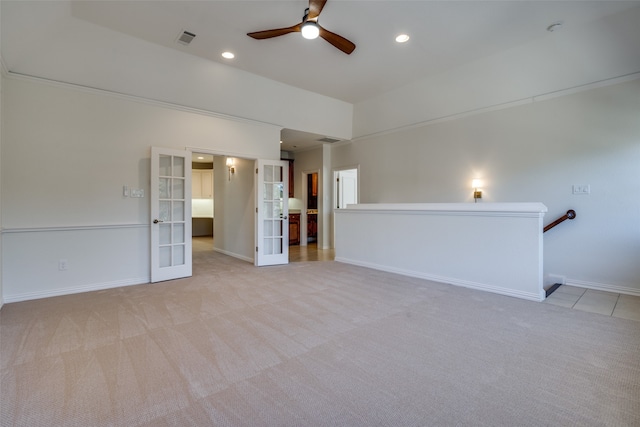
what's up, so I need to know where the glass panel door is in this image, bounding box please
[255,159,289,266]
[151,147,192,282]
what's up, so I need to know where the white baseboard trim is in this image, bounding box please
[566,279,640,297]
[335,257,544,302]
[3,277,150,304]
[213,247,254,264]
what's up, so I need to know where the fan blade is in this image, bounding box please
[318,26,356,54]
[308,0,327,20]
[247,23,302,40]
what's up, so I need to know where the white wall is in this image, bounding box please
[353,6,640,139]
[320,145,332,249]
[292,148,323,202]
[1,75,280,302]
[1,1,353,141]
[213,156,255,262]
[0,15,3,309]
[332,79,640,295]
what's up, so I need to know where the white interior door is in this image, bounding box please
[337,169,358,208]
[255,159,289,266]
[151,147,192,282]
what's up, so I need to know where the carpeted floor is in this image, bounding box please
[1,249,639,426]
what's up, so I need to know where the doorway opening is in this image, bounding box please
[191,153,215,255]
[334,168,358,209]
[331,167,358,251]
[299,169,320,248]
[306,172,318,244]
[189,155,290,267]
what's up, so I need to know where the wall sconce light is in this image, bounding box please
[226,157,235,181]
[472,179,483,203]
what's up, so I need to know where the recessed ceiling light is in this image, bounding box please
[395,34,410,43]
[221,51,235,59]
[197,156,204,160]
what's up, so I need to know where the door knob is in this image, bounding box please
[153,219,164,224]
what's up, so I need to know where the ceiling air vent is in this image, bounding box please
[176,30,196,46]
[317,137,341,143]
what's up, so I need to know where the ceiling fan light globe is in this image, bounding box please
[301,22,320,39]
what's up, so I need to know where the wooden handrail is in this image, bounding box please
[543,209,576,233]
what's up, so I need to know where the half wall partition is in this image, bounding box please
[334,203,547,301]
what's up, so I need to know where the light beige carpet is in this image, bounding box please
[1,249,639,426]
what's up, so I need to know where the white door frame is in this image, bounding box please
[188,147,257,263]
[184,147,291,267]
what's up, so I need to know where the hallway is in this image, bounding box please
[288,242,335,263]
[192,237,334,263]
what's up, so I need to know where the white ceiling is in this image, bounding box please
[2,1,639,152]
[68,0,639,104]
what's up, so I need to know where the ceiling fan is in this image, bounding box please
[247,0,356,55]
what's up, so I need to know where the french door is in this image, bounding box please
[150,147,192,282]
[255,159,289,266]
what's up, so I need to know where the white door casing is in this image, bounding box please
[151,147,192,282]
[255,159,289,266]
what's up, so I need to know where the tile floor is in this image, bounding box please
[544,285,640,322]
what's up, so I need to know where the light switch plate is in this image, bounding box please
[572,184,590,195]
